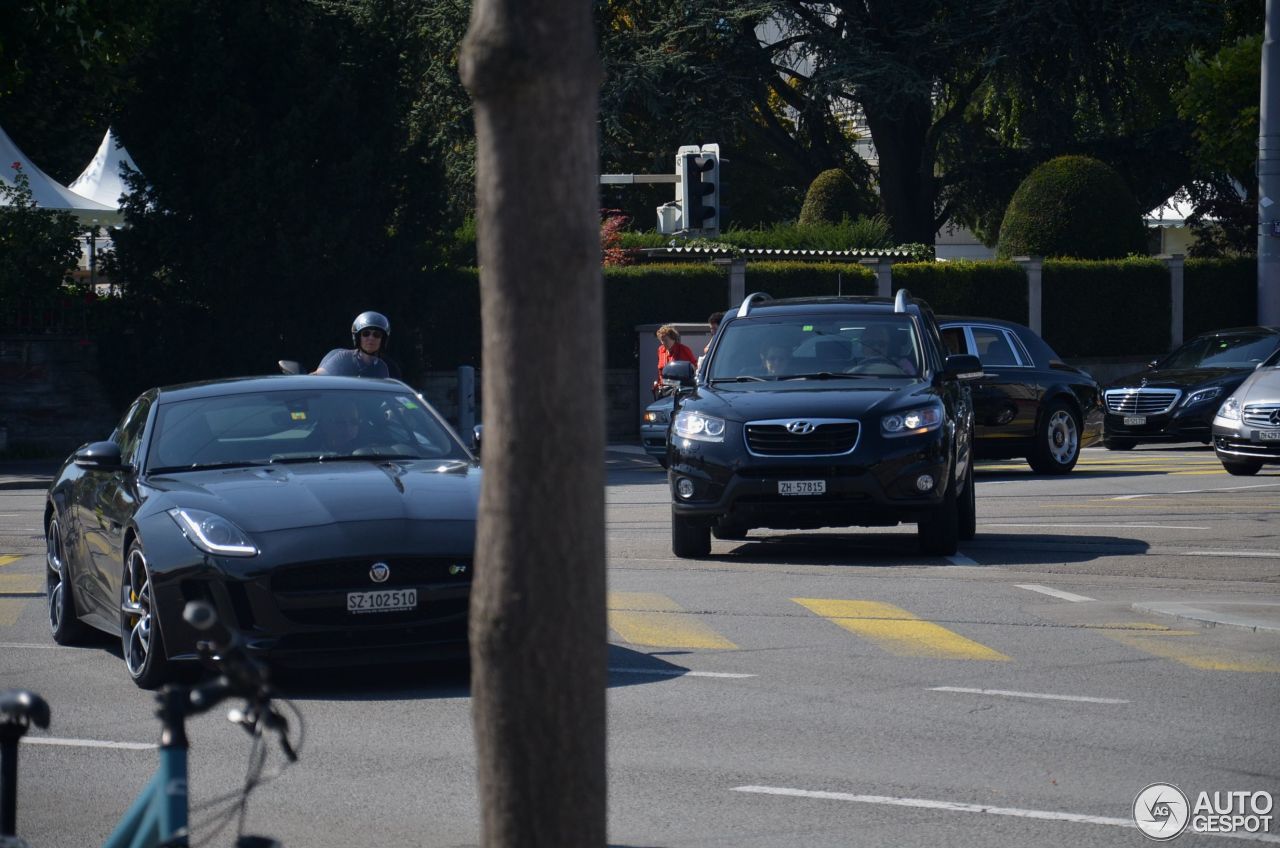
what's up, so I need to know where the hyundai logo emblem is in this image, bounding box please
[369,562,391,583]
[786,420,816,435]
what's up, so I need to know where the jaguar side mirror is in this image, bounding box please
[73,440,126,470]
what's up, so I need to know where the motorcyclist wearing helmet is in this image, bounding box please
[313,311,393,378]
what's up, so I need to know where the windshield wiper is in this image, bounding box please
[711,375,769,383]
[147,460,270,474]
[782,371,852,381]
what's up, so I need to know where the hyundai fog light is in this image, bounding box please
[915,474,934,492]
[676,478,696,499]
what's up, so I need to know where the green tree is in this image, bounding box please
[0,163,83,303]
[105,0,450,392]
[772,0,1215,245]
[798,168,876,225]
[1174,33,1262,256]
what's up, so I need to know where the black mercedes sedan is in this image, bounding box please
[1102,327,1280,450]
[939,317,1103,474]
[44,375,479,687]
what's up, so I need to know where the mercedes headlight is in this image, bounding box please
[168,508,259,557]
[1215,397,1241,422]
[1184,386,1222,406]
[673,410,726,443]
[882,404,943,438]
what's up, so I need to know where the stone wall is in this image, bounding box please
[0,335,119,454]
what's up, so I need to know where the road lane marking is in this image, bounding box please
[1016,584,1095,603]
[944,553,978,565]
[793,599,1009,661]
[928,686,1127,704]
[0,573,41,595]
[1113,482,1280,499]
[730,785,1280,841]
[608,592,738,650]
[0,643,78,650]
[608,667,755,679]
[0,555,19,566]
[1104,622,1280,673]
[988,523,1208,530]
[1181,551,1280,559]
[22,736,156,751]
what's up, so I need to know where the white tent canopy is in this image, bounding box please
[69,128,139,211]
[0,124,120,224]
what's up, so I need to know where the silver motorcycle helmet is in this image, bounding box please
[351,311,391,350]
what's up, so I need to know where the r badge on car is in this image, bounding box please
[369,562,391,583]
[786,421,816,435]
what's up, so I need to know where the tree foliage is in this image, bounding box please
[1174,33,1262,256]
[798,168,876,225]
[0,163,83,303]
[104,0,450,392]
[996,155,1147,260]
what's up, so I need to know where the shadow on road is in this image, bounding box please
[710,531,1148,566]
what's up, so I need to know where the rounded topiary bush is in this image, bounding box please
[798,168,875,225]
[996,155,1148,260]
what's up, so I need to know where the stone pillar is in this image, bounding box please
[1160,253,1185,348]
[457,365,476,436]
[861,257,893,297]
[729,257,746,306]
[1014,256,1043,335]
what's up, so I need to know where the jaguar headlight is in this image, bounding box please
[1215,397,1241,422]
[882,404,943,438]
[673,410,726,442]
[1184,386,1222,406]
[168,508,258,557]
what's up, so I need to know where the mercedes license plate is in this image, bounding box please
[1123,416,1147,426]
[347,588,417,614]
[1257,430,1280,441]
[779,480,825,496]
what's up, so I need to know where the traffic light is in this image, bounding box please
[677,143,720,235]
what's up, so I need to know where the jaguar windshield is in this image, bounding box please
[146,388,470,472]
[708,316,922,381]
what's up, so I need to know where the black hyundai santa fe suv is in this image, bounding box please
[661,291,982,558]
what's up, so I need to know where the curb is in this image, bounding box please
[1131,601,1280,635]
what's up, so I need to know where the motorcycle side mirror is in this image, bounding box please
[278,360,301,375]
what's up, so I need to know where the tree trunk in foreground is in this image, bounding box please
[459,0,606,845]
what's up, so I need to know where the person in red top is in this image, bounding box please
[653,325,697,397]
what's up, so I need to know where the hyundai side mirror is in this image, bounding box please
[943,354,984,381]
[661,360,696,389]
[73,440,127,470]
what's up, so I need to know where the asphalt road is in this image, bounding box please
[1,445,1277,847]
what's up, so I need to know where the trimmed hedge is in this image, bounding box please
[799,169,876,225]
[1184,258,1257,338]
[603,262,875,367]
[1042,258,1169,357]
[890,261,1026,321]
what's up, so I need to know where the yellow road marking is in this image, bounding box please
[0,598,25,627]
[1103,622,1280,673]
[0,555,19,567]
[0,573,42,595]
[793,599,1009,661]
[608,592,737,650]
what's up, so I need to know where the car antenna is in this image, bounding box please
[894,288,912,313]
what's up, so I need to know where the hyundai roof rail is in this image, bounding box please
[736,291,774,318]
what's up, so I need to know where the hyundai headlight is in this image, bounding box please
[1184,387,1222,406]
[1215,397,1241,422]
[168,508,258,557]
[673,410,726,443]
[882,404,943,438]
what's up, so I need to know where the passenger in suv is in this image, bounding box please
[661,291,983,558]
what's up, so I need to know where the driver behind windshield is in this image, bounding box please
[314,400,363,454]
